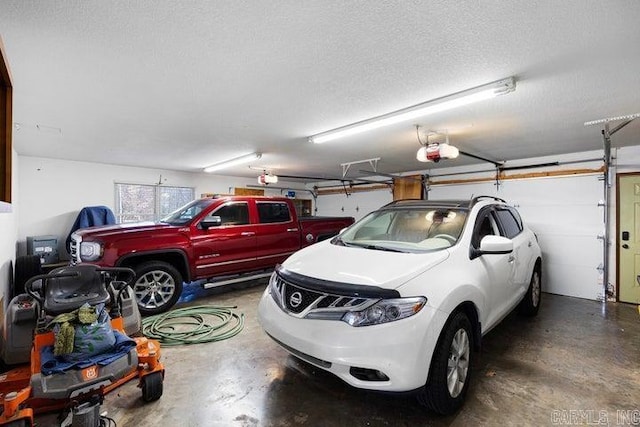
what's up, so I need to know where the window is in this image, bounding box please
[339,207,467,252]
[257,202,291,224]
[472,209,499,248]
[495,208,522,239]
[210,203,249,226]
[353,211,393,239]
[161,199,214,225]
[506,206,524,230]
[115,183,195,223]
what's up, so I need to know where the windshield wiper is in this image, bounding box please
[349,242,405,253]
[333,237,353,247]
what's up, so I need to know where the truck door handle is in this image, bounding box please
[622,244,629,249]
[287,228,299,232]
[241,232,256,236]
[528,241,532,247]
[508,255,515,263]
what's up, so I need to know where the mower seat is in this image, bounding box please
[43,265,111,315]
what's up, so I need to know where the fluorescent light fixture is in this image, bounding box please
[204,152,262,173]
[309,77,516,144]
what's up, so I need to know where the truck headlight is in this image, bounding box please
[80,242,103,261]
[342,297,426,327]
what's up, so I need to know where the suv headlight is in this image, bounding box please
[80,241,103,261]
[342,297,426,327]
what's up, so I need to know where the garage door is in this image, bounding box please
[429,174,603,300]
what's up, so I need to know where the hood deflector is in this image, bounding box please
[277,265,401,299]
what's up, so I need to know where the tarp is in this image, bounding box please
[66,206,116,251]
[40,331,136,375]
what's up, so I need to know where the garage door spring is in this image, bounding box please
[141,305,244,346]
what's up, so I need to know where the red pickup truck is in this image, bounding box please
[70,196,354,315]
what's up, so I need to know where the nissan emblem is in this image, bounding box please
[289,291,303,308]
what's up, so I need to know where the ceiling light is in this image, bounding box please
[204,152,262,173]
[309,77,516,144]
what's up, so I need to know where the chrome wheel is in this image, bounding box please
[134,270,176,310]
[531,271,541,307]
[447,328,470,398]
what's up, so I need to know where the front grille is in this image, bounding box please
[270,274,376,319]
[69,235,80,264]
[283,281,323,313]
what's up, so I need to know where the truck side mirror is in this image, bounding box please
[200,216,222,230]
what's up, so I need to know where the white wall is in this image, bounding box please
[429,170,603,301]
[314,149,633,301]
[315,188,393,221]
[17,156,310,259]
[0,149,19,306]
[17,143,640,301]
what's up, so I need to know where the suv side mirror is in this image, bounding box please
[200,216,222,230]
[479,235,513,254]
[470,235,514,259]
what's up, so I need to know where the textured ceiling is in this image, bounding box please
[1,1,639,181]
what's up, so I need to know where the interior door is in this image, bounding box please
[617,174,640,304]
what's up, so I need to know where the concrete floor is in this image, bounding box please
[38,281,639,426]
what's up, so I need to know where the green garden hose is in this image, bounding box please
[141,305,244,346]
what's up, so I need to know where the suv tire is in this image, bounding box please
[518,266,541,316]
[418,311,473,415]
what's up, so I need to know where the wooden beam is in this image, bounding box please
[430,167,604,186]
[0,36,13,204]
[315,168,605,196]
[316,184,390,196]
[393,175,423,200]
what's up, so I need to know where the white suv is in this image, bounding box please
[258,196,542,414]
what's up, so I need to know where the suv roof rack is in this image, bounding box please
[381,199,469,208]
[469,195,506,208]
[381,196,507,210]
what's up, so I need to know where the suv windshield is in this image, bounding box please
[336,207,467,253]
[160,199,215,225]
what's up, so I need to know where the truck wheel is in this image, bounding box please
[14,255,43,297]
[133,261,183,315]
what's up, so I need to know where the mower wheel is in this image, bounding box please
[14,255,42,297]
[141,371,163,402]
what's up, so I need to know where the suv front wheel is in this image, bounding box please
[133,261,183,315]
[418,311,473,415]
[518,265,541,316]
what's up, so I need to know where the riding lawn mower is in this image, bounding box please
[0,265,165,426]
